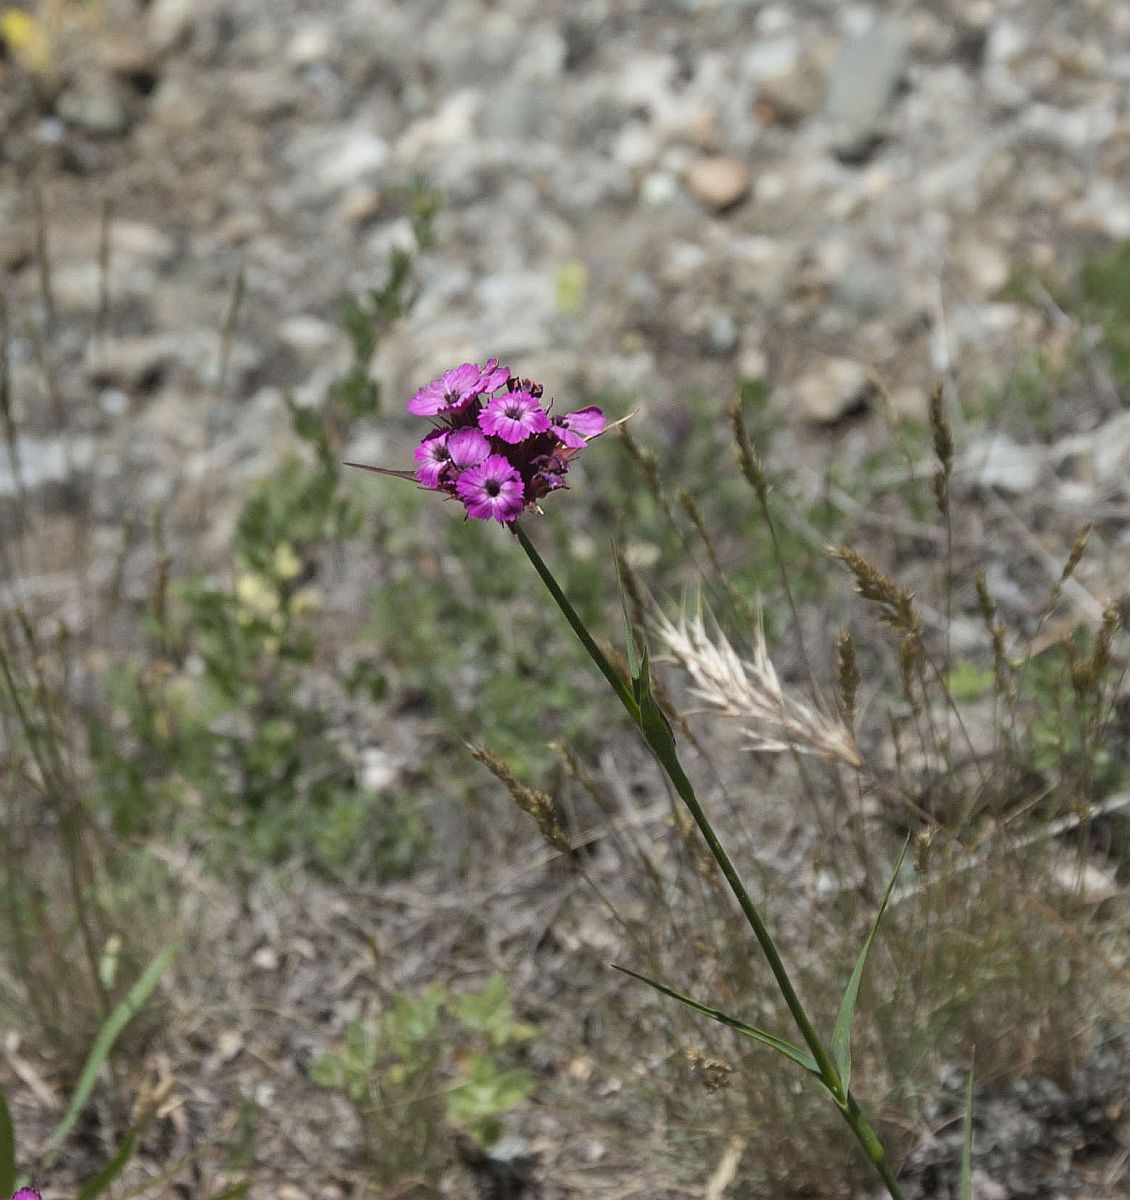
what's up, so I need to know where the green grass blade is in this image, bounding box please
[47,943,176,1155]
[0,1083,15,1195]
[78,1129,139,1200]
[613,964,822,1078]
[832,840,908,1094]
[959,1061,975,1200]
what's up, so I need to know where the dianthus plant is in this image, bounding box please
[350,358,605,525]
[349,360,948,1200]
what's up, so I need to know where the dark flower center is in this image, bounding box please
[485,479,502,497]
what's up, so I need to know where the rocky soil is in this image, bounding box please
[3,0,1130,1197]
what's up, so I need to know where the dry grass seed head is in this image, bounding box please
[835,630,861,728]
[653,604,863,768]
[468,743,569,852]
[830,545,921,639]
[729,392,770,504]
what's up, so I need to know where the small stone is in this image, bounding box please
[286,128,390,196]
[513,24,567,83]
[832,260,899,318]
[612,121,660,171]
[216,1029,244,1064]
[360,747,397,794]
[85,335,173,390]
[826,18,908,162]
[99,388,129,416]
[56,73,131,136]
[985,20,1027,65]
[957,240,1011,296]
[685,155,751,211]
[148,75,206,133]
[252,945,279,972]
[792,358,876,424]
[100,31,157,85]
[1066,179,1130,239]
[0,435,96,497]
[111,221,178,266]
[739,346,768,380]
[148,0,195,53]
[480,79,548,139]
[756,62,824,126]
[706,310,738,355]
[640,170,679,207]
[661,240,709,286]
[964,432,1042,494]
[278,316,347,367]
[339,185,381,226]
[743,36,800,83]
[287,23,332,67]
[35,117,65,145]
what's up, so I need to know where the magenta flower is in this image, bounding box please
[414,430,452,488]
[447,427,491,470]
[348,358,606,524]
[477,357,511,394]
[407,359,511,416]
[479,391,551,444]
[456,455,525,523]
[550,405,606,449]
[12,1189,42,1200]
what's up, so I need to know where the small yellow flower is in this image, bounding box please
[272,542,303,582]
[235,571,280,620]
[1,8,51,74]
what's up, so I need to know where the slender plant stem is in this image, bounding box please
[515,525,639,719]
[515,522,906,1200]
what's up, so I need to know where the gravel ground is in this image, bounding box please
[3,1,1130,1197]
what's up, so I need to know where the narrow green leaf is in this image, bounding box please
[959,1060,975,1200]
[78,1129,138,1200]
[47,943,177,1155]
[634,646,678,757]
[0,1084,15,1195]
[832,840,908,1094]
[613,964,822,1078]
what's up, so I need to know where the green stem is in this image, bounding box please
[844,1093,906,1200]
[515,522,906,1200]
[645,728,844,1097]
[514,525,639,720]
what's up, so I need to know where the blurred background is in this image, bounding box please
[3,1,1130,1197]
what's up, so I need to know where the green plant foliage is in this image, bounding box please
[312,975,535,1187]
[1022,624,1125,801]
[1080,238,1130,396]
[369,504,611,781]
[83,197,439,877]
[946,660,996,703]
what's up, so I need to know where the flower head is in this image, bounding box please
[479,391,551,444]
[414,430,452,488]
[456,455,525,523]
[407,359,511,416]
[550,405,606,449]
[350,358,606,525]
[447,426,491,470]
[12,1189,42,1200]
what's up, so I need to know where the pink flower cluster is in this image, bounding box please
[406,359,605,524]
